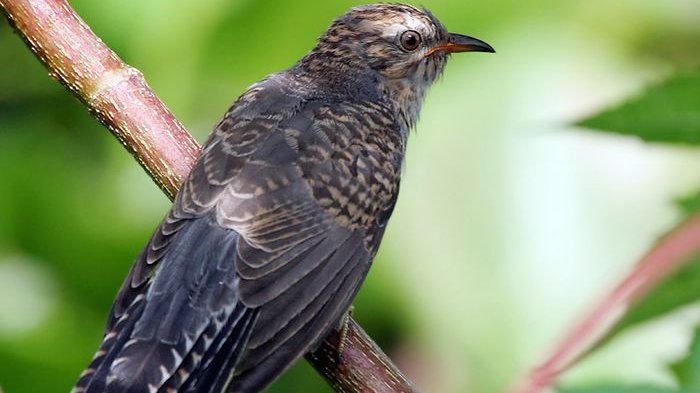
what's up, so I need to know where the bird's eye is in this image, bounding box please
[399,30,422,51]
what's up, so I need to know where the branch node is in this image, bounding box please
[86,65,141,105]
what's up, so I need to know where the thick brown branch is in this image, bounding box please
[307,319,418,393]
[0,0,416,392]
[0,0,199,199]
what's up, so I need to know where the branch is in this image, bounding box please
[0,1,417,392]
[0,0,199,199]
[509,213,700,393]
[307,319,418,393]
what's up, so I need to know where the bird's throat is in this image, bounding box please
[378,76,427,133]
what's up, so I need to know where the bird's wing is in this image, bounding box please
[223,99,404,392]
[74,76,402,393]
[73,80,278,393]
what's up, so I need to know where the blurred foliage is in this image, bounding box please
[570,56,700,393]
[677,190,700,215]
[576,68,700,346]
[559,386,695,393]
[1,0,700,393]
[669,326,700,391]
[581,95,700,347]
[578,70,700,144]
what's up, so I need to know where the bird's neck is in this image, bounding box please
[296,47,427,135]
[376,76,427,132]
[296,63,425,130]
[296,51,378,96]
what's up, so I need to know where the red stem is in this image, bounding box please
[510,213,700,393]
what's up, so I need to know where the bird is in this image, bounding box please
[72,3,494,393]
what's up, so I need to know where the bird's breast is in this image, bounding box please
[288,101,404,231]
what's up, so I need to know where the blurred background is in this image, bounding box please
[1,0,699,392]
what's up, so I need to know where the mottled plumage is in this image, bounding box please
[73,3,493,393]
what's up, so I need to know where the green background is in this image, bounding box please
[0,0,699,392]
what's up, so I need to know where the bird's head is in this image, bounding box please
[302,3,494,85]
[297,3,494,130]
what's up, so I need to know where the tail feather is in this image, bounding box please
[73,294,147,393]
[178,306,258,393]
[74,216,254,393]
[105,336,190,392]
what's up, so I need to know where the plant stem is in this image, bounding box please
[509,213,700,393]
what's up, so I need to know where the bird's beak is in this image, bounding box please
[426,33,495,56]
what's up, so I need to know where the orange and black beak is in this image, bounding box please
[427,33,495,56]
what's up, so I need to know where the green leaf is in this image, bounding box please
[559,386,691,393]
[577,70,700,144]
[677,190,700,215]
[669,326,700,390]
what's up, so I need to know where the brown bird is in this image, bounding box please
[73,3,493,393]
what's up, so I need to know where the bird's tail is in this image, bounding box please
[71,293,147,393]
[71,216,259,393]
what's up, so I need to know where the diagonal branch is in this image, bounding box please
[0,0,417,392]
[307,318,419,393]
